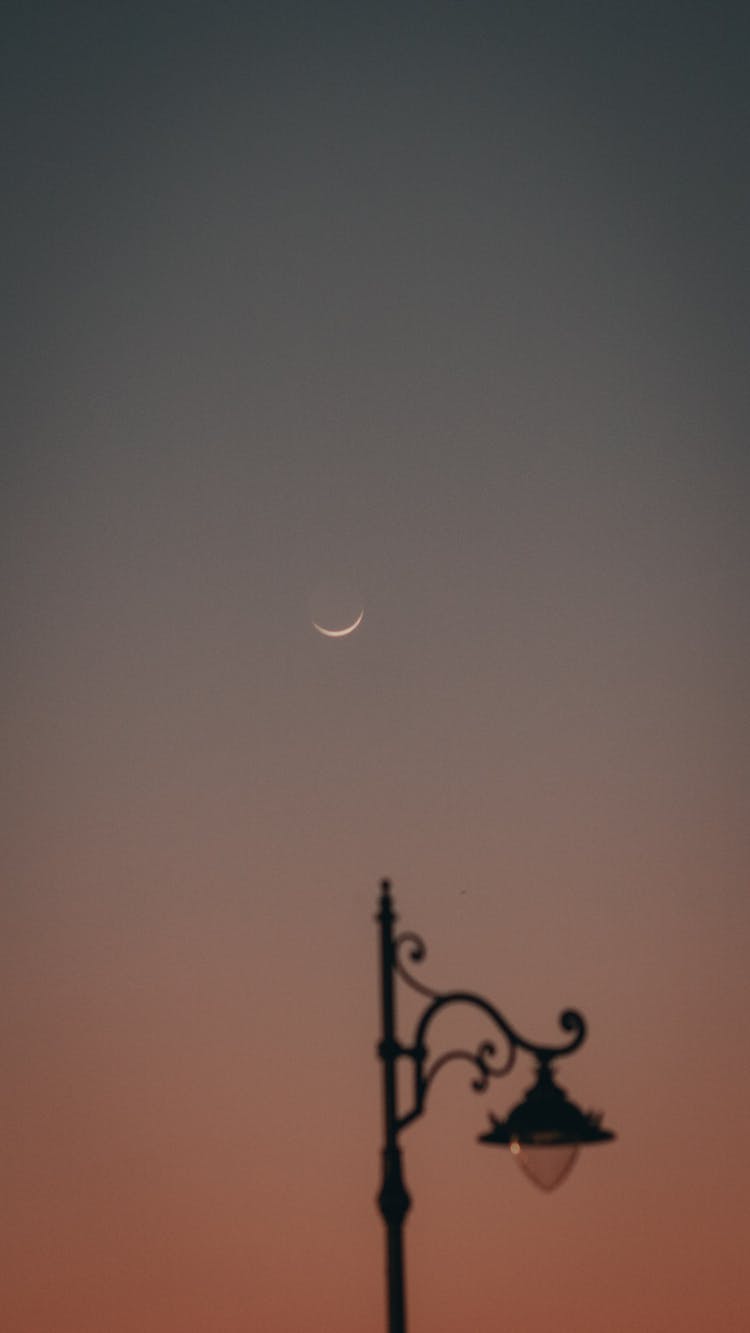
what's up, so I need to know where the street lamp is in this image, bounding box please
[376,879,614,1333]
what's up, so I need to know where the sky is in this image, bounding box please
[3,3,749,1330]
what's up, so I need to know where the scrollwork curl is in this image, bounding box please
[393,931,441,1000]
[533,1008,587,1061]
[415,1033,517,1111]
[471,1037,517,1089]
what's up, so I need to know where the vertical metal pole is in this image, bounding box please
[377,880,411,1333]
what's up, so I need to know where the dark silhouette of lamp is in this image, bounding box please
[375,879,615,1333]
[479,1059,615,1190]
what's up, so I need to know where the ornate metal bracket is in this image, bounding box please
[384,887,586,1136]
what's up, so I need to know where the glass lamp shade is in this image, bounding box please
[510,1137,579,1191]
[478,1061,615,1191]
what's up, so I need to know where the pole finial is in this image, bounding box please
[377,878,395,923]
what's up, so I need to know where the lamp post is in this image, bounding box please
[376,879,614,1333]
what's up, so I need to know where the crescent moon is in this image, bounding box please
[313,608,364,638]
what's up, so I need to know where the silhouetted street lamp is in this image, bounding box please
[376,879,614,1333]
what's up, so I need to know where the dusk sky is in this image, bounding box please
[3,4,749,1331]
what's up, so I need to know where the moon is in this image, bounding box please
[312,608,364,638]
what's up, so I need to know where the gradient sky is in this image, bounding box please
[3,4,749,1331]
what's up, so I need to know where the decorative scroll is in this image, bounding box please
[383,884,587,1135]
[422,1037,517,1099]
[393,930,441,1000]
[396,991,587,1132]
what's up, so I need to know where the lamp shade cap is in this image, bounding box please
[478,1062,615,1148]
